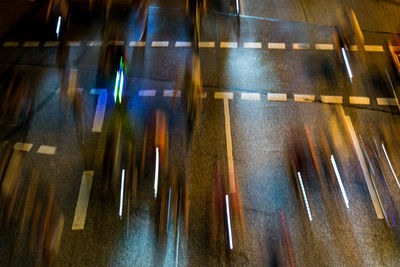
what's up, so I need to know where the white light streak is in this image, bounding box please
[331,155,350,209]
[297,172,312,221]
[225,195,234,250]
[342,47,353,81]
[154,147,159,198]
[236,0,239,14]
[56,16,61,39]
[382,143,400,189]
[167,187,171,231]
[119,169,125,219]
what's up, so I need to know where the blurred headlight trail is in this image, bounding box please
[225,195,233,250]
[297,172,312,221]
[119,169,125,219]
[154,147,159,198]
[342,47,353,81]
[382,142,400,189]
[331,155,350,209]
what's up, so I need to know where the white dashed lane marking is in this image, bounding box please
[199,42,215,48]
[349,45,358,51]
[44,41,59,47]
[268,43,286,49]
[349,96,370,105]
[268,93,287,101]
[315,44,334,50]
[220,42,237,48]
[72,170,94,230]
[129,41,146,47]
[108,40,125,46]
[87,41,102,46]
[138,90,156,96]
[175,41,192,47]
[163,90,180,97]
[23,41,40,47]
[3,41,18,47]
[13,142,33,152]
[244,42,262,49]
[151,41,169,47]
[377,97,397,106]
[67,41,81,46]
[241,92,260,100]
[37,145,57,155]
[321,95,343,104]
[215,92,233,100]
[365,45,384,52]
[294,94,315,102]
[293,43,310,50]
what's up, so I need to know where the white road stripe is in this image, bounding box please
[268,93,287,101]
[23,41,40,47]
[241,92,260,100]
[44,41,59,47]
[37,145,57,155]
[220,42,237,48]
[3,41,18,47]
[90,89,108,132]
[321,95,343,104]
[349,96,370,105]
[151,41,169,47]
[214,92,233,99]
[293,43,310,50]
[244,42,262,49]
[175,41,192,47]
[72,170,94,230]
[67,41,81,46]
[129,41,146,47]
[294,94,315,102]
[163,90,180,97]
[365,45,384,52]
[268,43,286,49]
[199,42,215,48]
[87,41,102,46]
[377,97,397,106]
[108,40,125,46]
[13,142,33,152]
[315,43,334,50]
[139,90,156,96]
[349,45,358,51]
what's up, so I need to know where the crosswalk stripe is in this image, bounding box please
[13,142,33,152]
[72,171,94,230]
[37,145,57,155]
[199,42,215,48]
[294,94,315,102]
[349,96,370,105]
[175,41,192,47]
[315,44,334,50]
[244,42,262,49]
[220,42,237,48]
[293,43,310,50]
[138,90,156,96]
[268,93,287,101]
[268,43,286,49]
[151,41,169,47]
[377,97,397,106]
[321,95,343,104]
[23,41,40,47]
[241,92,260,100]
[365,45,384,52]
[129,41,146,47]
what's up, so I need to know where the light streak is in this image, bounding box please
[342,47,353,81]
[154,147,159,198]
[167,187,171,231]
[119,169,125,219]
[382,142,400,189]
[297,172,312,221]
[236,0,239,14]
[225,195,233,250]
[56,16,61,39]
[119,71,124,103]
[114,70,120,103]
[331,155,350,209]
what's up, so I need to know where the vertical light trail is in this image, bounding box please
[167,187,171,231]
[342,47,353,81]
[236,0,239,14]
[297,172,312,221]
[154,147,159,198]
[331,155,350,209]
[119,169,125,219]
[114,71,120,103]
[225,195,233,250]
[56,16,61,39]
[382,143,400,189]
[119,71,124,103]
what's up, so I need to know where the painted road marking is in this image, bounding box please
[3,41,18,47]
[151,41,169,47]
[294,94,315,102]
[87,41,102,46]
[215,92,233,100]
[377,97,397,106]
[67,41,81,46]
[199,42,215,48]
[138,90,156,96]
[175,41,192,47]
[90,89,108,132]
[13,142,33,152]
[44,41,59,47]
[37,145,57,155]
[220,42,237,48]
[268,43,286,49]
[72,170,94,230]
[129,41,146,47]
[293,43,310,50]
[214,92,235,193]
[268,93,287,101]
[344,113,383,219]
[163,90,180,97]
[241,92,260,100]
[244,42,261,49]
[349,45,358,51]
[108,40,125,46]
[365,45,384,52]
[23,41,40,47]
[315,44,334,50]
[321,95,343,104]
[349,96,370,105]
